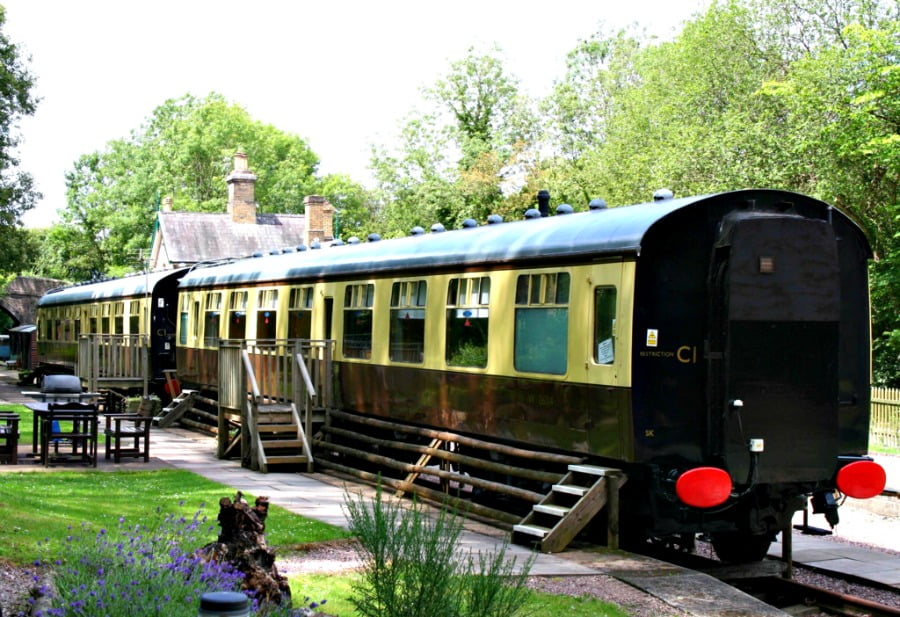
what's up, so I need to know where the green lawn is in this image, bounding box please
[0,468,350,563]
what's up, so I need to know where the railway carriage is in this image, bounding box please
[34,188,887,561]
[174,188,885,560]
[35,269,186,385]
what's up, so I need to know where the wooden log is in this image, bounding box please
[317,459,519,526]
[322,424,563,484]
[198,492,291,608]
[179,417,218,435]
[314,439,545,503]
[327,408,583,465]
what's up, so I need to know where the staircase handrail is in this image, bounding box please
[293,353,318,400]
[241,349,262,402]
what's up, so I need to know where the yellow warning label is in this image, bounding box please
[646,329,658,347]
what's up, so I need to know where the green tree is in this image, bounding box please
[372,47,541,234]
[0,6,40,275]
[45,93,322,276]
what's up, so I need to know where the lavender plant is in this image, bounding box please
[24,505,247,617]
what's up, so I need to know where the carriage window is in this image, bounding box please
[514,272,569,374]
[256,289,278,340]
[101,303,111,334]
[179,311,188,345]
[594,287,617,364]
[129,300,141,335]
[343,283,374,359]
[390,280,427,363]
[228,291,247,339]
[113,302,125,334]
[288,287,314,339]
[446,277,490,368]
[204,293,223,347]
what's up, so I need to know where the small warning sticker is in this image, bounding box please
[646,329,658,347]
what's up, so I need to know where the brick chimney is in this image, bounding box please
[161,196,173,212]
[226,151,257,224]
[303,195,335,246]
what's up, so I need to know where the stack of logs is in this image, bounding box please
[199,492,291,607]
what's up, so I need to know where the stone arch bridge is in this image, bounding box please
[1,276,65,326]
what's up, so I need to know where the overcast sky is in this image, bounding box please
[3,0,707,228]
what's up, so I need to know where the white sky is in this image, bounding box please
[3,0,706,228]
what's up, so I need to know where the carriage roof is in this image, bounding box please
[37,269,187,307]
[179,189,853,289]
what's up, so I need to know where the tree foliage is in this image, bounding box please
[0,6,40,275]
[40,94,327,279]
[371,0,900,383]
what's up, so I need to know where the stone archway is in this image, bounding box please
[0,276,65,326]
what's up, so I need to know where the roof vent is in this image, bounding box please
[487,214,503,225]
[556,204,574,215]
[653,189,674,201]
[589,198,608,211]
[282,247,295,254]
[368,233,382,242]
[251,251,263,258]
[431,223,446,233]
[296,244,307,252]
[524,209,541,219]
[410,226,425,236]
[461,218,477,229]
[269,248,280,255]
[331,238,345,247]
[310,239,322,249]
[537,189,551,217]
[347,236,360,245]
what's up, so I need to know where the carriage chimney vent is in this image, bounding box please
[653,189,674,201]
[537,189,551,217]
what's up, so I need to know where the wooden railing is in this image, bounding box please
[77,334,149,396]
[871,387,900,450]
[217,339,334,468]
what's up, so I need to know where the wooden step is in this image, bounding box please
[260,439,304,449]
[568,463,620,476]
[512,523,552,538]
[256,423,298,433]
[258,404,293,413]
[263,455,309,465]
[533,504,571,517]
[552,483,588,497]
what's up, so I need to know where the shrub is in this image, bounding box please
[344,484,534,617]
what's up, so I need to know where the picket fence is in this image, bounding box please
[871,387,900,450]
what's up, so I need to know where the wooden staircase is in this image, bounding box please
[512,464,627,553]
[154,390,197,428]
[252,401,314,473]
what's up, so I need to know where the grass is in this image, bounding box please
[0,403,33,445]
[289,573,630,617]
[0,466,632,616]
[0,468,349,563]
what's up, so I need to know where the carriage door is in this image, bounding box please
[712,213,840,485]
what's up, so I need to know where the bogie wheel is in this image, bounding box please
[711,532,772,563]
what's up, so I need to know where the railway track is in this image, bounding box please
[731,575,900,617]
[637,542,900,616]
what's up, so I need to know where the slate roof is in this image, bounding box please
[155,211,307,265]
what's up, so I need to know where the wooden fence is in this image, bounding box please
[871,387,900,450]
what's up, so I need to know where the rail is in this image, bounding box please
[77,334,149,396]
[217,339,333,470]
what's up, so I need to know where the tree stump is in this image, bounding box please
[199,492,291,607]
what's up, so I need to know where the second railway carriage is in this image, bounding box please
[35,269,186,386]
[175,188,885,560]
